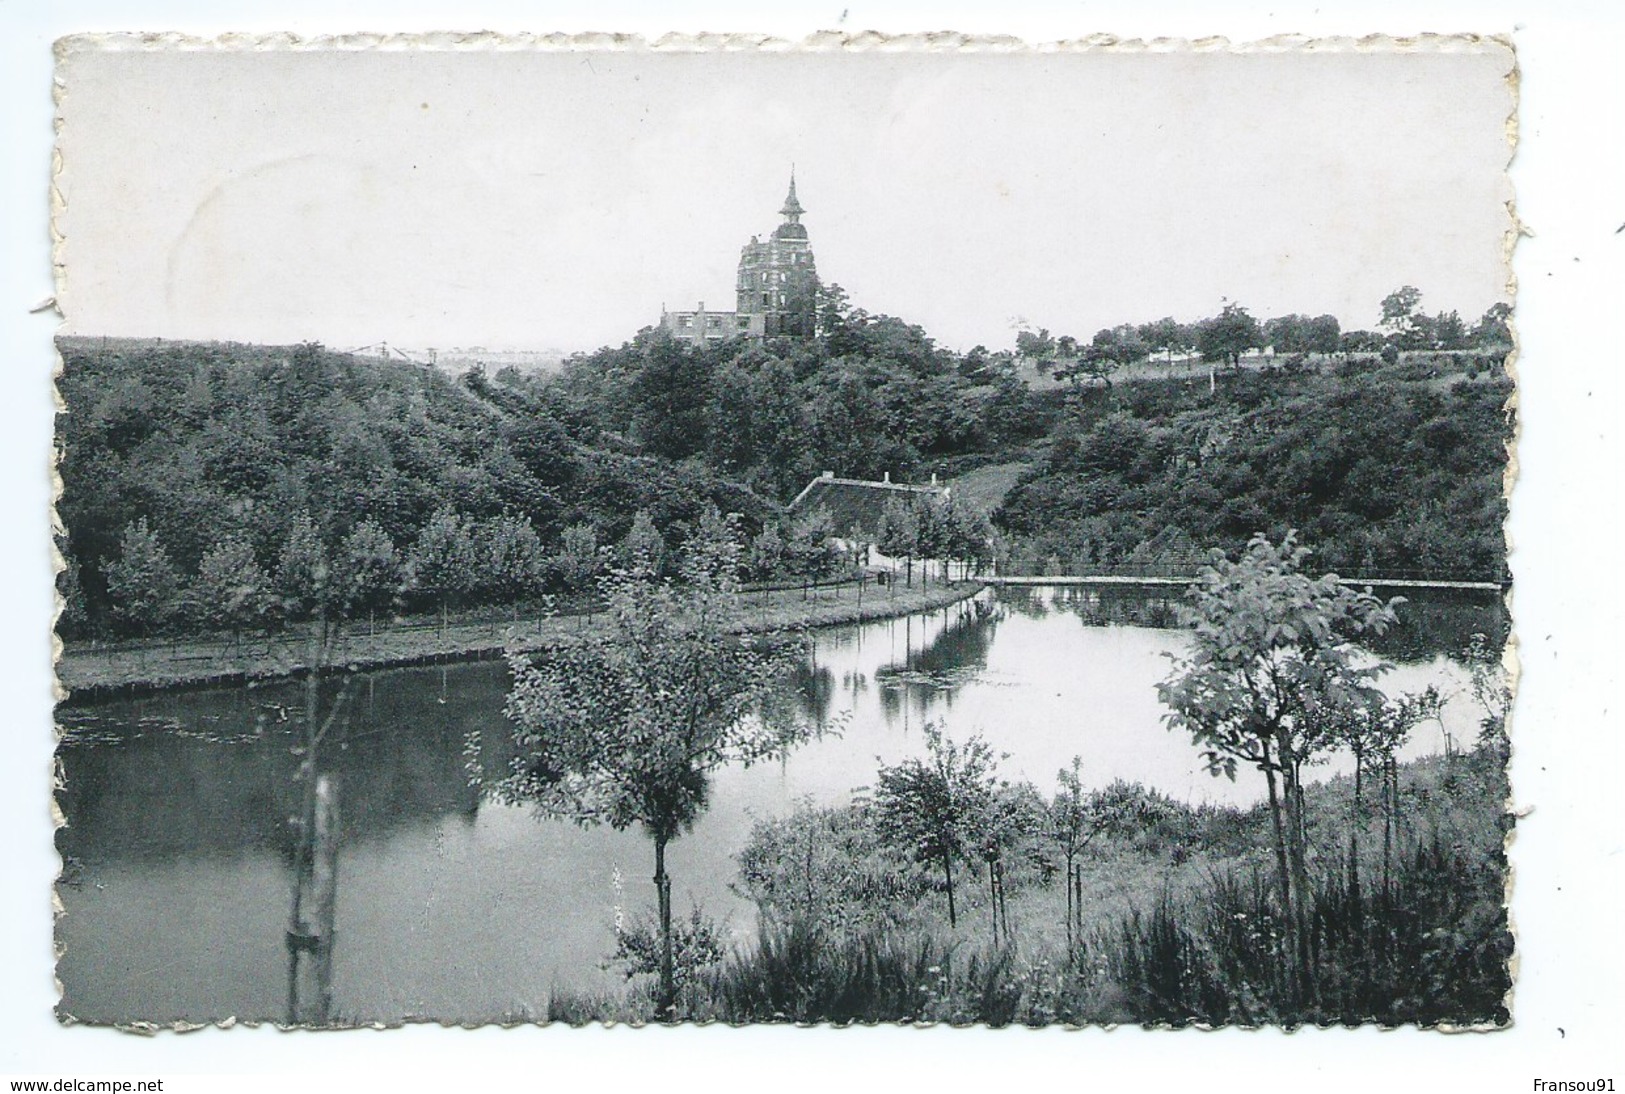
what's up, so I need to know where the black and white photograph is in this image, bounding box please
[45,35,1523,1031]
[6,7,1621,1085]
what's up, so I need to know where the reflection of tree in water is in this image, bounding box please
[1002,583,1504,666]
[1363,590,1508,664]
[998,586,1051,620]
[55,663,498,866]
[784,661,838,726]
[1048,585,1182,629]
[874,598,1004,724]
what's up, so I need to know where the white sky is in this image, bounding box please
[54,42,1515,353]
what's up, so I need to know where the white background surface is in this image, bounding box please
[3,2,1621,1091]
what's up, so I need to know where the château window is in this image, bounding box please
[761,293,771,307]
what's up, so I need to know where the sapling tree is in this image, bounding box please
[1463,631,1511,753]
[1157,533,1398,975]
[407,506,476,634]
[552,522,602,603]
[876,495,920,587]
[1047,761,1146,951]
[974,781,1039,944]
[873,722,1001,929]
[620,508,666,576]
[104,517,181,639]
[478,514,546,619]
[783,505,840,590]
[1321,687,1441,892]
[192,533,268,644]
[334,519,400,628]
[481,508,806,1015]
[275,511,331,627]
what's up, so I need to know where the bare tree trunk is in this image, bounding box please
[1280,754,1315,1003]
[1349,755,1364,895]
[942,852,957,928]
[1263,763,1294,924]
[1074,863,1084,941]
[1064,859,1075,953]
[996,860,1010,942]
[987,860,998,945]
[1262,760,1301,1000]
[1382,756,1397,893]
[654,835,675,1016]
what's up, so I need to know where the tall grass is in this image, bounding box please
[1102,835,1511,1027]
[642,836,1507,1026]
[541,751,1511,1026]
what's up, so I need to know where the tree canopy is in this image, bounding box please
[484,511,809,1011]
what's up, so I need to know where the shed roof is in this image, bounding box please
[788,474,947,540]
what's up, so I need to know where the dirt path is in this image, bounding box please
[56,579,985,699]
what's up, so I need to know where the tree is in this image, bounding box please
[1431,310,1468,351]
[1156,533,1398,981]
[628,335,713,461]
[973,781,1039,944]
[1196,304,1264,381]
[706,362,758,473]
[783,505,841,587]
[1014,327,1056,361]
[1139,316,1190,366]
[478,514,547,608]
[486,522,805,1014]
[876,494,921,587]
[191,533,268,640]
[1380,285,1425,349]
[1305,314,1342,356]
[816,280,857,348]
[55,546,90,637]
[1046,761,1145,951]
[620,509,666,576]
[1321,687,1441,893]
[1473,302,1512,349]
[873,722,1001,928]
[275,511,331,625]
[334,519,400,622]
[1340,329,1386,355]
[552,522,602,596]
[104,517,181,637]
[407,506,477,631]
[1464,630,1511,749]
[746,520,786,583]
[1264,314,1339,356]
[927,494,993,579]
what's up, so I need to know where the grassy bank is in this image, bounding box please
[56,578,984,697]
[545,745,1511,1027]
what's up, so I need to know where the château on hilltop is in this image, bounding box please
[659,173,818,345]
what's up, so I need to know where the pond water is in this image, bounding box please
[54,585,1505,1024]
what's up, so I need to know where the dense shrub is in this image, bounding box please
[998,366,1512,580]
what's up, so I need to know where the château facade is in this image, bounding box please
[660,174,818,345]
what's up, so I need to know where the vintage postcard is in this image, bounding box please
[50,34,1517,1029]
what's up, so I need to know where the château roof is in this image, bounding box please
[780,172,804,218]
[772,171,808,240]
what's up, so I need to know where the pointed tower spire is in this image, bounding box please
[780,168,804,222]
